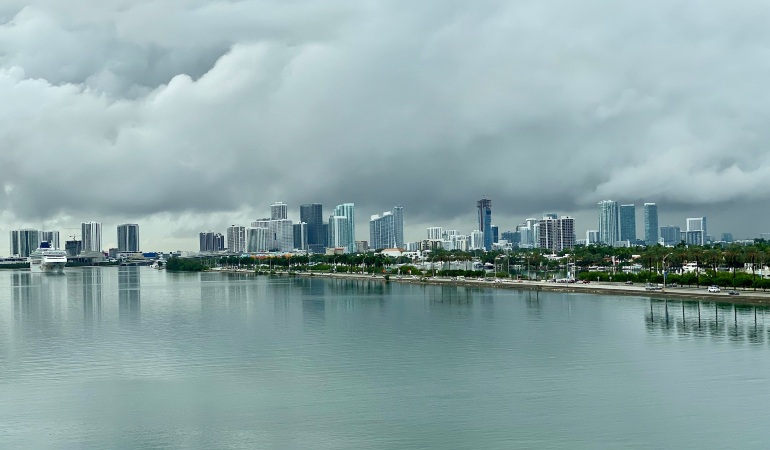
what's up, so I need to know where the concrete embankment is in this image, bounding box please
[214,269,770,307]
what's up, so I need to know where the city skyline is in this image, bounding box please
[4,196,763,256]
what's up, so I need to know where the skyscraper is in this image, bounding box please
[597,200,619,245]
[117,224,140,252]
[328,215,350,250]
[643,203,659,246]
[271,202,288,220]
[369,206,404,250]
[81,222,102,252]
[427,227,443,240]
[686,217,707,246]
[293,222,308,250]
[538,216,576,252]
[392,205,404,248]
[300,203,325,253]
[333,203,355,253]
[619,204,636,243]
[226,225,246,253]
[10,229,40,257]
[268,219,293,252]
[199,231,225,252]
[470,230,484,250]
[245,227,268,253]
[660,226,681,246]
[477,198,492,251]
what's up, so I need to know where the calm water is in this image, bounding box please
[1,267,769,449]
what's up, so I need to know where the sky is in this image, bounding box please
[2,0,770,254]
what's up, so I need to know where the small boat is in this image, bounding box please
[29,242,67,273]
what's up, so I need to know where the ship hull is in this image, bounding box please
[29,260,66,273]
[29,262,66,273]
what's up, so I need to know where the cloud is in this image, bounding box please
[2,0,770,251]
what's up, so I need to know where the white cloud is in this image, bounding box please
[2,0,770,253]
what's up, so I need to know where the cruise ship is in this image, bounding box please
[29,242,67,273]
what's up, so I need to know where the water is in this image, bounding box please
[1,267,769,449]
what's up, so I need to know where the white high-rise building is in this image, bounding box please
[453,234,469,251]
[271,202,288,220]
[333,203,355,253]
[328,215,350,251]
[597,201,619,245]
[586,230,600,244]
[81,222,102,252]
[538,216,575,252]
[427,227,443,240]
[470,230,484,250]
[686,217,707,245]
[226,225,246,253]
[245,227,268,253]
[369,206,405,250]
[268,219,293,252]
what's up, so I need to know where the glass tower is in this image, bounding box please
[597,200,619,245]
[477,198,492,251]
[619,204,636,243]
[643,203,659,245]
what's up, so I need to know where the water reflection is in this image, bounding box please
[646,299,770,345]
[11,271,68,335]
[118,266,140,321]
[80,267,102,323]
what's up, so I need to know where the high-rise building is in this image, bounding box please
[643,203,659,245]
[538,216,576,252]
[226,225,246,253]
[117,224,139,252]
[245,227,268,253]
[271,202,288,220]
[501,231,520,246]
[370,207,403,250]
[300,203,326,254]
[328,215,350,250]
[39,230,60,249]
[10,229,40,257]
[686,217,707,246]
[477,198,492,250]
[684,230,704,246]
[333,203,355,253]
[81,222,102,252]
[660,226,681,246]
[199,231,225,252]
[597,201,619,245]
[586,230,600,244]
[427,227,443,240]
[492,225,499,244]
[293,222,308,250]
[470,230,484,250]
[268,219,293,252]
[619,204,636,242]
[392,205,404,248]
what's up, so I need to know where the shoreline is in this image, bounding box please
[214,268,770,307]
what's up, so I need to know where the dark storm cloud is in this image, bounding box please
[2,0,770,249]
